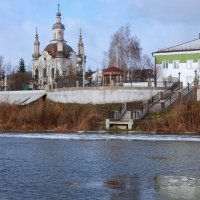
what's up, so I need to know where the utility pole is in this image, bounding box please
[82,52,85,87]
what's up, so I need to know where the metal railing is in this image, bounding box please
[156,81,178,88]
[107,102,127,120]
[147,93,160,109]
[118,103,127,120]
[164,92,179,108]
[162,81,196,111]
[182,82,195,97]
[163,81,180,99]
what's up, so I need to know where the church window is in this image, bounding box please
[43,68,47,78]
[51,68,55,78]
[173,60,179,69]
[56,69,60,76]
[63,69,66,76]
[58,31,62,40]
[35,69,39,80]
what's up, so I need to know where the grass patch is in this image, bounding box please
[134,101,200,133]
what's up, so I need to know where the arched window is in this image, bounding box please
[51,68,55,78]
[43,68,47,78]
[56,69,60,77]
[58,31,61,40]
[35,69,39,80]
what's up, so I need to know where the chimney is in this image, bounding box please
[199,33,200,39]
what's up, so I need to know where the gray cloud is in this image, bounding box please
[0,0,200,70]
[128,0,200,25]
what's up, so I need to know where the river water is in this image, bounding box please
[1,133,200,200]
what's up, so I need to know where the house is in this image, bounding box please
[128,69,154,82]
[152,34,200,86]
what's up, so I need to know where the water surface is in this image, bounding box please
[0,133,200,199]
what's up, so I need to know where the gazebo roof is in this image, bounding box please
[103,67,123,74]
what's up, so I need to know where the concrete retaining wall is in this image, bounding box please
[0,90,46,105]
[0,87,165,105]
[47,87,164,104]
[182,87,197,102]
[197,88,200,101]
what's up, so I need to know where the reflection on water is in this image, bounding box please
[105,175,153,200]
[105,175,200,200]
[1,135,200,199]
[155,176,200,199]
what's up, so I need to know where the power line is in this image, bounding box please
[86,56,104,67]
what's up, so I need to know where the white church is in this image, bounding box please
[32,5,84,90]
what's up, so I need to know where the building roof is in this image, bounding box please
[103,67,123,74]
[44,42,74,58]
[154,37,200,54]
[131,69,153,82]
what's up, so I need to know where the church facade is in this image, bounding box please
[32,6,84,89]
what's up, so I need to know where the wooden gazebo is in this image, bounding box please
[102,67,123,86]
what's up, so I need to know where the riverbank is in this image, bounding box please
[0,100,140,132]
[0,100,104,132]
[135,101,200,133]
[0,100,199,133]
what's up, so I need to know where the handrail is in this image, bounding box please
[118,103,127,120]
[147,93,160,109]
[107,81,193,121]
[164,92,179,108]
[162,81,196,111]
[182,81,195,97]
[108,102,127,120]
[163,81,179,99]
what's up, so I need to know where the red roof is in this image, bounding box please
[44,43,73,58]
[103,67,123,73]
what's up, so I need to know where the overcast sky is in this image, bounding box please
[0,0,200,71]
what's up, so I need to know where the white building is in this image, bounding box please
[32,6,84,89]
[153,35,200,86]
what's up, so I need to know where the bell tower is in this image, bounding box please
[32,27,40,60]
[52,4,65,43]
[78,29,84,56]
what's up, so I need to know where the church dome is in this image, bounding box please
[52,22,65,30]
[56,11,61,17]
[44,42,74,58]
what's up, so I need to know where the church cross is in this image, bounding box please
[57,4,60,12]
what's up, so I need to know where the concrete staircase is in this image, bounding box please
[106,81,198,130]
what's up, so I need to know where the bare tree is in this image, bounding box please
[108,25,142,70]
[0,56,5,76]
[4,61,14,91]
[0,56,6,90]
[140,55,153,69]
[101,51,108,69]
